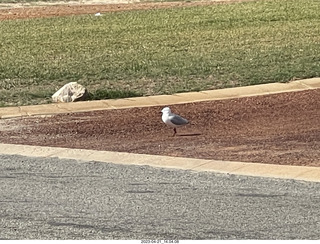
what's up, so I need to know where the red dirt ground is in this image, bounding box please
[0,1,319,167]
[1,89,319,167]
[0,0,254,20]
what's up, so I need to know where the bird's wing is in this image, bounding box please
[170,114,189,126]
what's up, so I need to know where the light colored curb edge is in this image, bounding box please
[1,143,319,183]
[1,78,319,119]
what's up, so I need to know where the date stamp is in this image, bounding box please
[141,240,179,244]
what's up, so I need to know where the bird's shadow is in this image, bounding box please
[177,133,202,137]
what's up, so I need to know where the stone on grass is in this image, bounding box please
[52,82,88,103]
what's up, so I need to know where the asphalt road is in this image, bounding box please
[1,154,320,240]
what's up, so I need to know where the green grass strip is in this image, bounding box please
[0,0,319,106]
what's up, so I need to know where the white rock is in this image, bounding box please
[52,82,88,103]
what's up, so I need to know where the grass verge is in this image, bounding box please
[0,0,319,106]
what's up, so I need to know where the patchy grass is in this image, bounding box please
[88,89,142,100]
[0,0,319,106]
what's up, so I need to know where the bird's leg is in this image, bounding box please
[173,128,177,137]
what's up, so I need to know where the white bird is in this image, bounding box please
[161,107,189,136]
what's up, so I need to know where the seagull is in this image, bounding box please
[161,107,189,136]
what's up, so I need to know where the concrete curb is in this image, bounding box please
[0,143,319,182]
[1,78,319,182]
[1,78,319,119]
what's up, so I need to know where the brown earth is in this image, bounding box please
[0,0,254,20]
[1,89,319,167]
[0,0,319,167]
